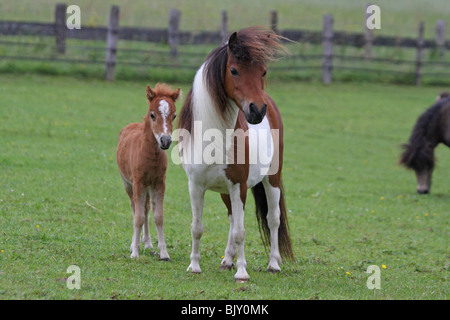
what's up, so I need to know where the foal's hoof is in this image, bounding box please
[160,257,170,262]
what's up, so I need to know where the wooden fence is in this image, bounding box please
[0,3,449,84]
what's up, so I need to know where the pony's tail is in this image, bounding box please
[252,181,295,261]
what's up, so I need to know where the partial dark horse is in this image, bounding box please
[399,92,450,194]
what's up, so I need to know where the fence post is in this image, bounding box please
[105,5,119,81]
[55,3,67,54]
[436,20,445,58]
[270,10,278,34]
[364,3,373,59]
[221,10,228,44]
[415,21,424,86]
[322,14,333,84]
[168,8,181,58]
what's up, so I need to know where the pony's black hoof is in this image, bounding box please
[160,257,170,262]
[417,189,429,194]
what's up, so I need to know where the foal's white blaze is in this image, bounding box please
[158,99,170,134]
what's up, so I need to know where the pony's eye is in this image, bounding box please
[262,70,267,78]
[230,68,239,76]
[150,112,156,120]
[173,113,177,121]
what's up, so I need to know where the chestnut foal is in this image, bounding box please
[117,83,180,259]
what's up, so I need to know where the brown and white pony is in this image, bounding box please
[399,92,450,194]
[117,83,180,259]
[177,27,294,281]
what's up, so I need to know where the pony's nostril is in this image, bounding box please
[261,104,267,117]
[246,102,267,124]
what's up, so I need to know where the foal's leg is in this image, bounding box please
[142,191,154,252]
[130,182,146,258]
[121,177,137,254]
[150,186,170,261]
[187,181,205,274]
[220,194,235,271]
[262,177,282,272]
[229,183,249,281]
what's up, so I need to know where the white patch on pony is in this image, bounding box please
[159,99,170,134]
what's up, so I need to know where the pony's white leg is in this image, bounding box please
[130,186,146,258]
[142,191,154,251]
[221,213,236,270]
[262,178,282,272]
[187,181,205,274]
[229,183,249,281]
[151,188,169,261]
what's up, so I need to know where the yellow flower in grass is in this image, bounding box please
[382,264,387,269]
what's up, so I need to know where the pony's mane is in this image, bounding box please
[227,26,288,64]
[399,96,450,171]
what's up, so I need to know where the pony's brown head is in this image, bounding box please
[146,83,181,149]
[223,27,286,124]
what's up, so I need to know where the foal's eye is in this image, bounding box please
[173,113,177,121]
[150,112,156,120]
[230,68,239,76]
[262,70,267,78]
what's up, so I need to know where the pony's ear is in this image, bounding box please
[171,88,181,102]
[228,32,238,50]
[146,85,156,101]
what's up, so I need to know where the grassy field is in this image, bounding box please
[0,73,448,300]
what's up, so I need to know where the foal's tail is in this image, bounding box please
[252,181,295,261]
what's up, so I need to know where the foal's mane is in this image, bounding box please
[178,27,287,132]
[147,83,179,101]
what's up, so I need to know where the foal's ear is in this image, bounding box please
[171,88,181,102]
[228,32,238,49]
[146,85,156,101]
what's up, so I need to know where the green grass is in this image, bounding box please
[0,74,449,300]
